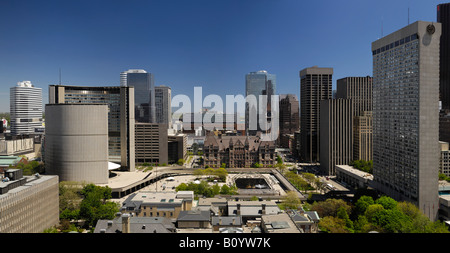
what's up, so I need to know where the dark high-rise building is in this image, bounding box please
[320,99,353,175]
[121,69,156,123]
[437,4,450,146]
[279,94,300,148]
[299,66,333,163]
[438,3,450,110]
[155,85,172,128]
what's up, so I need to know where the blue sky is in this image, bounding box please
[0,0,444,112]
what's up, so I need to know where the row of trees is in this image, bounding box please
[284,170,326,194]
[193,167,228,182]
[306,195,449,233]
[175,180,238,197]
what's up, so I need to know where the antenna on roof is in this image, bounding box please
[408,6,410,25]
[59,68,62,85]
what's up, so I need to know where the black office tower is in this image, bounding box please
[438,3,450,110]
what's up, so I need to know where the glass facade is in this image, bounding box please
[245,70,276,133]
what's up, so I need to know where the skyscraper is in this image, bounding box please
[372,21,440,220]
[279,94,300,148]
[10,81,43,135]
[299,66,333,163]
[245,70,276,135]
[336,76,372,117]
[336,76,373,161]
[438,3,450,110]
[121,69,156,123]
[353,111,373,161]
[437,4,450,149]
[155,85,172,128]
[48,85,135,171]
[320,99,353,175]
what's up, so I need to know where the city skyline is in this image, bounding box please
[0,0,444,111]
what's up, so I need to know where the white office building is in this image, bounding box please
[10,81,43,135]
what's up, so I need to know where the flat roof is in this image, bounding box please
[335,165,373,180]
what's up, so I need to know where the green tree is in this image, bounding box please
[354,195,375,216]
[193,169,205,177]
[397,201,421,220]
[277,155,283,165]
[219,184,237,195]
[78,184,118,227]
[375,196,397,210]
[176,183,188,192]
[212,184,221,196]
[310,198,352,218]
[318,216,350,233]
[280,191,302,210]
[252,162,261,168]
[214,167,228,182]
[364,203,384,222]
[337,206,354,232]
[177,159,185,166]
[371,208,412,233]
[59,181,86,219]
[301,172,316,189]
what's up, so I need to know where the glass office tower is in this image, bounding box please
[121,69,156,123]
[245,70,276,135]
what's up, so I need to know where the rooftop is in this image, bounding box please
[261,213,301,233]
[94,213,175,233]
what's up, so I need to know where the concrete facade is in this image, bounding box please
[48,85,135,171]
[353,111,373,161]
[0,173,59,233]
[336,76,373,161]
[372,21,441,220]
[440,141,450,177]
[320,99,353,175]
[45,104,109,184]
[336,76,373,117]
[335,164,374,189]
[0,137,34,156]
[135,123,168,165]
